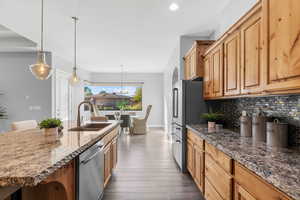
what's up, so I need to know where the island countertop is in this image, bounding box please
[187,124,300,200]
[0,120,120,187]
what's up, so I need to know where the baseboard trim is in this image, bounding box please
[148,125,165,128]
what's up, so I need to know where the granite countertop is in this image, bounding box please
[0,120,120,187]
[187,124,300,200]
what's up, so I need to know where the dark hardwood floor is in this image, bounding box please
[103,128,204,200]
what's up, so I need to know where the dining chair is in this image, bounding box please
[130,105,152,135]
[11,120,38,131]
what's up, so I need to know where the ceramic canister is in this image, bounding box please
[240,116,252,137]
[252,115,267,142]
[266,120,288,148]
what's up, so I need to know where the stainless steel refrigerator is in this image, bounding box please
[172,80,207,172]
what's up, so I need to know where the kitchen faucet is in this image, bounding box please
[77,101,95,127]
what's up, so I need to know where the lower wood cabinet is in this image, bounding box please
[205,178,223,200]
[104,136,118,187]
[205,153,233,200]
[235,183,257,200]
[234,162,291,200]
[186,130,205,192]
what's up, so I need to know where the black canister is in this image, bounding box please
[266,120,288,148]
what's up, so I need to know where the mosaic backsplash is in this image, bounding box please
[208,95,300,147]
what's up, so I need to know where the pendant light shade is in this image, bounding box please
[30,51,52,80]
[30,0,52,80]
[69,16,81,85]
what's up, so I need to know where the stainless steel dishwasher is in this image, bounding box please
[79,141,104,200]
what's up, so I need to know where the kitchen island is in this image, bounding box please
[0,120,120,200]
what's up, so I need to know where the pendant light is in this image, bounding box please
[29,0,52,80]
[69,16,81,85]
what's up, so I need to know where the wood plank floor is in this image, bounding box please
[103,128,204,200]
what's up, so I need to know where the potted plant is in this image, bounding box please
[39,118,63,135]
[201,113,224,128]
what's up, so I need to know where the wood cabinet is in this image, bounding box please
[203,44,224,99]
[212,44,224,98]
[186,138,194,176]
[104,136,118,187]
[241,6,264,95]
[187,128,294,200]
[205,145,233,200]
[263,0,300,94]
[184,41,214,80]
[203,55,212,98]
[235,183,257,200]
[186,130,205,192]
[205,178,223,200]
[104,144,112,187]
[203,0,300,99]
[234,162,292,200]
[224,30,241,96]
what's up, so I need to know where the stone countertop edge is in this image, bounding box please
[0,121,121,188]
[186,124,300,200]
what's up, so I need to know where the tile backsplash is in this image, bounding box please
[208,95,300,147]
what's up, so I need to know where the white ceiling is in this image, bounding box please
[0,0,232,73]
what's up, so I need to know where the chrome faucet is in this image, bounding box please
[77,101,95,127]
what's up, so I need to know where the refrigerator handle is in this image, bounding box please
[172,88,179,118]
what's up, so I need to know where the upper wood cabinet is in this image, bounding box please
[184,41,214,80]
[263,0,300,93]
[203,44,224,99]
[224,30,241,96]
[203,55,212,98]
[211,44,224,98]
[241,6,264,95]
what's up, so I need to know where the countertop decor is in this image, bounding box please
[187,124,300,200]
[0,120,120,187]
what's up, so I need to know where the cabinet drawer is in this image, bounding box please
[187,129,204,150]
[205,142,232,174]
[205,154,233,200]
[235,162,291,200]
[205,178,223,200]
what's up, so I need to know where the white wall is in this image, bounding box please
[90,73,164,127]
[51,55,91,121]
[211,0,258,39]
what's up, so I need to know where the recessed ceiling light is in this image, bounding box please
[169,2,179,11]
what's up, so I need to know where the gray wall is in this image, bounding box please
[0,52,52,132]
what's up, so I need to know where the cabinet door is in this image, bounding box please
[187,139,194,176]
[204,55,212,98]
[194,145,204,192]
[264,0,300,92]
[190,48,197,79]
[112,139,117,169]
[184,55,191,80]
[212,45,224,97]
[224,31,241,96]
[104,145,111,186]
[241,8,263,95]
[235,183,257,200]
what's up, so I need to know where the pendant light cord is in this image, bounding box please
[41,0,44,51]
[72,17,78,71]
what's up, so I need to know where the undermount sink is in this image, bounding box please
[68,123,111,132]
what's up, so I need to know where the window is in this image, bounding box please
[84,82,143,111]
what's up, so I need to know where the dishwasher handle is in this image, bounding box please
[81,146,104,165]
